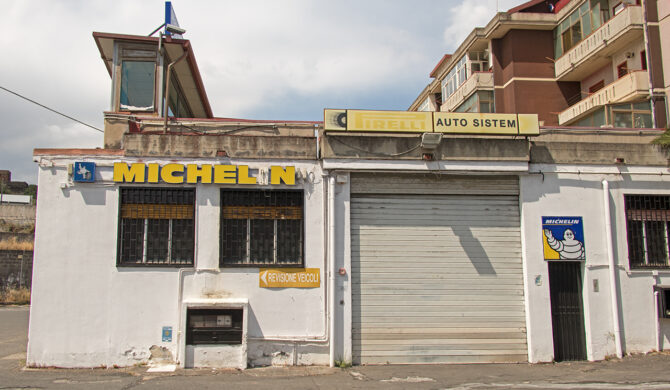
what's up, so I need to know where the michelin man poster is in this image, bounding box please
[542,216,585,261]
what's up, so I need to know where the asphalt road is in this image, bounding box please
[3,305,670,389]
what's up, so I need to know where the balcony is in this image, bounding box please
[558,70,649,125]
[555,6,644,81]
[441,72,493,112]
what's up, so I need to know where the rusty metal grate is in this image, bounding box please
[625,195,670,269]
[118,188,195,266]
[220,190,303,266]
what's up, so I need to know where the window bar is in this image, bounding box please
[143,218,148,263]
[273,219,278,264]
[665,221,670,265]
[167,219,173,265]
[246,218,251,264]
[642,221,649,266]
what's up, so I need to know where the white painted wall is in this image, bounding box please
[521,166,670,362]
[27,156,327,368]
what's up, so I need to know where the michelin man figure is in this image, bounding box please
[543,228,585,260]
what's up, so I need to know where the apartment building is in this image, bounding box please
[409,0,669,130]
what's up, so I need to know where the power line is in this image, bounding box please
[0,85,103,133]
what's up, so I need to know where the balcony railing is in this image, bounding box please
[558,70,649,125]
[555,5,643,81]
[441,72,493,112]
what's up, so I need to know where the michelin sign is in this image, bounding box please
[72,162,296,185]
[542,217,585,261]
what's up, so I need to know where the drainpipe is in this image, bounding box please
[602,179,623,358]
[163,50,188,133]
[654,290,662,351]
[328,175,336,367]
[640,0,657,128]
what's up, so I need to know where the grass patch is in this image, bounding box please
[334,359,352,368]
[0,287,31,304]
[0,237,33,251]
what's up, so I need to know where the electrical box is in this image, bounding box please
[186,308,243,345]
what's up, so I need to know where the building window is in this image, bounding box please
[454,91,494,113]
[640,50,647,71]
[574,107,606,127]
[656,287,670,318]
[167,73,193,118]
[220,190,303,267]
[117,188,195,266]
[588,80,605,94]
[617,61,628,78]
[625,195,670,269]
[554,0,610,58]
[441,54,468,99]
[610,101,652,128]
[417,97,432,112]
[120,60,155,111]
[613,2,626,15]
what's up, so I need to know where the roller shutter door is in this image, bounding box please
[351,173,527,364]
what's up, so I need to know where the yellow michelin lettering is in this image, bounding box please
[161,164,184,184]
[214,165,236,184]
[237,165,257,185]
[270,166,295,185]
[147,163,160,183]
[113,163,145,183]
[186,164,212,184]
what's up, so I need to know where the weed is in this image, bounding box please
[0,237,34,251]
[0,287,31,304]
[334,359,352,368]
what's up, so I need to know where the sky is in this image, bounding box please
[0,0,520,184]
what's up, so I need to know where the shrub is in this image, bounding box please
[0,287,31,304]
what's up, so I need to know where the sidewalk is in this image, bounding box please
[4,306,670,389]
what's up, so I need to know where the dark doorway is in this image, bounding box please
[548,261,587,361]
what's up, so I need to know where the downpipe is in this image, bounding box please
[602,179,624,358]
[328,174,336,367]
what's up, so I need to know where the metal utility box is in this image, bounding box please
[186,308,243,345]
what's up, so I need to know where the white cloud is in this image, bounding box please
[442,0,521,51]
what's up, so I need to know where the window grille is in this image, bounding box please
[118,188,195,266]
[220,190,303,266]
[625,195,670,269]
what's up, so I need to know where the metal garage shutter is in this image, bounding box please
[351,173,527,364]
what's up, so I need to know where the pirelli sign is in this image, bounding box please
[324,109,539,135]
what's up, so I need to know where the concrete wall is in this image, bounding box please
[27,157,327,368]
[0,250,32,290]
[0,204,36,226]
[521,166,670,362]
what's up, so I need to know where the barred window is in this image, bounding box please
[220,190,303,266]
[625,195,670,269]
[118,188,195,266]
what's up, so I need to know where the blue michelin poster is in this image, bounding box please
[73,162,95,183]
[542,216,585,261]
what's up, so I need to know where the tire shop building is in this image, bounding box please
[27,15,670,368]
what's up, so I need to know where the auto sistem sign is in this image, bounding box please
[324,109,539,135]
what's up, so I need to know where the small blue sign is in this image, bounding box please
[162,326,172,342]
[73,162,95,183]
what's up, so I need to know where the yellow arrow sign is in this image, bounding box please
[259,268,321,288]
